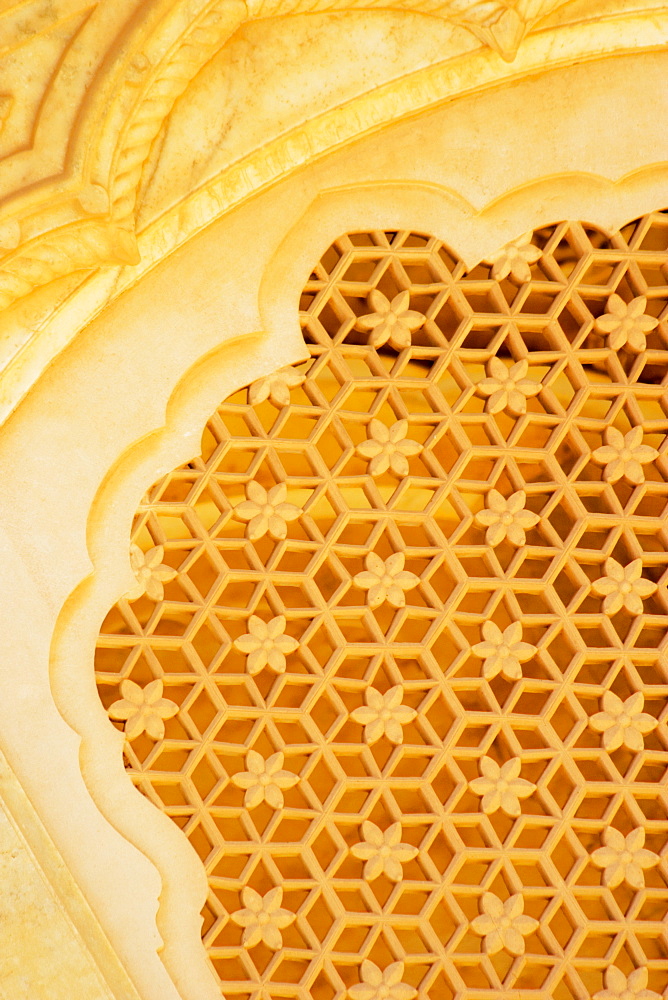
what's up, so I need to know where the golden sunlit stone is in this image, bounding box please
[95,224,668,997]
[0,5,667,1000]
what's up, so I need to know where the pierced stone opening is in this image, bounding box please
[96,219,668,998]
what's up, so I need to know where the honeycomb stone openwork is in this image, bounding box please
[95,218,668,999]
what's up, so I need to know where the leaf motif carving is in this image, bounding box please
[0,224,139,311]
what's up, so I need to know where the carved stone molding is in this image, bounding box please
[0,1,665,427]
[42,181,668,1000]
[0,744,143,1000]
[0,7,667,1000]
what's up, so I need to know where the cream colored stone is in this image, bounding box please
[0,3,664,1000]
[0,747,141,1000]
[0,9,666,425]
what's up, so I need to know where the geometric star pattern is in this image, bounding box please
[95,216,668,999]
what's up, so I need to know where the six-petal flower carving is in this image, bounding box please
[108,678,179,741]
[477,357,541,415]
[595,294,659,353]
[351,685,417,745]
[469,756,536,817]
[234,614,299,674]
[230,886,295,949]
[592,557,657,616]
[248,366,306,407]
[591,826,660,889]
[351,821,419,881]
[589,691,658,752]
[472,621,536,681]
[594,966,662,1000]
[471,892,539,956]
[349,960,417,1000]
[232,749,299,810]
[475,488,540,547]
[125,544,177,602]
[353,552,420,608]
[357,418,422,476]
[356,289,426,350]
[233,481,302,541]
[593,426,659,484]
[483,231,541,283]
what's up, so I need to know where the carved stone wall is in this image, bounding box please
[0,3,666,1000]
[94,220,668,999]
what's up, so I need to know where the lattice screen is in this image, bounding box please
[95,217,668,1000]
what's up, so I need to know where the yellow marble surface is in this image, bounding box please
[0,2,665,999]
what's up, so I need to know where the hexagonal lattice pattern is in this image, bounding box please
[95,219,668,999]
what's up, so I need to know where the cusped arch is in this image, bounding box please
[51,190,668,999]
